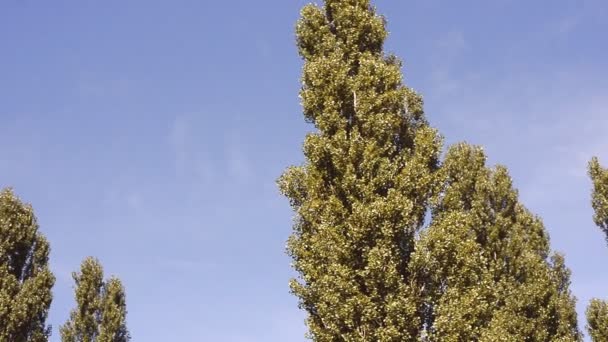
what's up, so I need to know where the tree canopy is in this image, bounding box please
[0,188,55,342]
[60,257,129,342]
[279,0,442,339]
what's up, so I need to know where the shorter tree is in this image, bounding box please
[587,157,608,341]
[61,257,129,342]
[587,299,608,342]
[589,157,608,240]
[410,144,580,341]
[0,188,55,342]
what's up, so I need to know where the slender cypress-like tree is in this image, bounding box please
[278,0,441,340]
[410,144,580,341]
[587,157,608,341]
[0,188,55,342]
[60,257,129,342]
[589,157,608,241]
[587,299,608,342]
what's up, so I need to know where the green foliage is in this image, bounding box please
[410,144,580,341]
[587,299,608,342]
[282,1,583,340]
[60,257,129,342]
[0,188,55,342]
[587,157,608,341]
[279,0,441,340]
[589,157,608,242]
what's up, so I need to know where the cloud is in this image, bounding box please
[169,116,190,177]
[255,37,272,60]
[102,187,145,214]
[515,92,608,208]
[156,257,217,274]
[125,192,143,211]
[225,129,253,184]
[75,73,132,99]
[167,115,218,188]
[550,0,608,36]
[427,30,470,97]
[435,30,466,52]
[555,14,582,34]
[227,146,252,183]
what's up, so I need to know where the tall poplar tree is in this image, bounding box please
[278,0,441,340]
[60,257,129,342]
[586,157,608,341]
[0,188,55,342]
[410,144,580,341]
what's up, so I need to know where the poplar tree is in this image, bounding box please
[0,188,55,342]
[60,257,129,342]
[410,144,580,341]
[587,299,608,342]
[278,0,442,340]
[587,157,608,341]
[589,157,608,241]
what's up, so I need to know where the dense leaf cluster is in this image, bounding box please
[280,0,441,340]
[587,158,608,342]
[60,257,130,342]
[0,189,54,342]
[411,145,579,341]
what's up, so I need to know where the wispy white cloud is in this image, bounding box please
[435,30,466,52]
[102,187,145,214]
[255,37,272,60]
[169,116,190,177]
[125,192,143,212]
[156,257,218,274]
[167,115,220,188]
[225,128,254,184]
[428,30,469,96]
[555,14,582,34]
[75,73,132,99]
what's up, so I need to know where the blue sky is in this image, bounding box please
[0,0,606,340]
